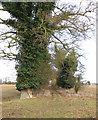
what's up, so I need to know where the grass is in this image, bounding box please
[2,85,96,118]
[2,84,20,102]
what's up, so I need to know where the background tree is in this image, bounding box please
[86,81,91,85]
[56,49,78,89]
[0,1,95,94]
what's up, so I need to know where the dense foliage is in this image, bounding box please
[57,50,78,89]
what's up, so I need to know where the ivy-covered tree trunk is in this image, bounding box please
[15,3,55,93]
[0,3,55,96]
[16,35,50,91]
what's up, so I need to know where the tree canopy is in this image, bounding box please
[0,1,95,91]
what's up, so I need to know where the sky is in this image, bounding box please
[0,1,96,83]
[80,38,96,83]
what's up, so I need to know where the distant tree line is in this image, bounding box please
[3,81,16,84]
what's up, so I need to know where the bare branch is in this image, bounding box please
[0,8,8,11]
[0,31,17,37]
[48,32,70,52]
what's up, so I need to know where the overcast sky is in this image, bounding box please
[0,1,96,83]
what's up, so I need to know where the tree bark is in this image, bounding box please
[27,89,33,98]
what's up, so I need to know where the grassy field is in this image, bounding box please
[2,85,96,118]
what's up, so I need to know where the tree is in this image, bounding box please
[74,73,82,93]
[0,1,95,93]
[87,81,91,85]
[0,3,56,93]
[57,49,78,89]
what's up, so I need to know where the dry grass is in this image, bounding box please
[2,84,20,102]
[78,85,96,97]
[2,85,96,118]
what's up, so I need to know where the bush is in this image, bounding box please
[74,75,82,93]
